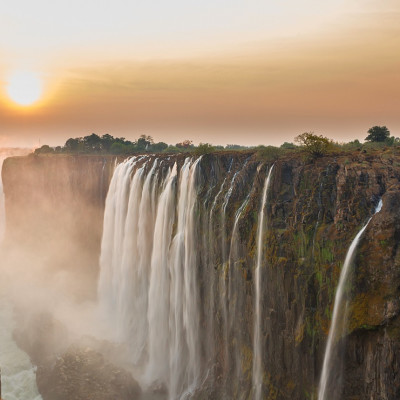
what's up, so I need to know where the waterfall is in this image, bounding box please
[167,157,202,398]
[318,199,383,400]
[98,156,202,399]
[252,164,274,400]
[146,162,178,386]
[227,192,251,380]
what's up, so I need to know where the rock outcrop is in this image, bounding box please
[36,346,141,400]
[13,312,142,400]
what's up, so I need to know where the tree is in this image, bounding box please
[195,143,215,155]
[176,140,193,149]
[34,145,54,154]
[150,142,168,152]
[365,126,390,142]
[225,144,246,150]
[137,134,154,150]
[295,132,333,158]
[84,133,102,151]
[65,138,80,152]
[101,134,115,151]
[110,142,126,154]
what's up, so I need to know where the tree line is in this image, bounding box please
[34,126,399,158]
[34,133,251,155]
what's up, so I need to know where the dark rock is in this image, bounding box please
[36,346,142,400]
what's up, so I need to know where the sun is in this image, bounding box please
[6,70,43,106]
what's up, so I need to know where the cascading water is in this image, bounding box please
[221,160,248,263]
[146,162,178,386]
[0,153,43,400]
[167,157,201,398]
[98,156,202,399]
[252,165,274,400]
[99,155,281,399]
[318,199,383,400]
[226,191,252,380]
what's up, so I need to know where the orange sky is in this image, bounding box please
[0,1,399,147]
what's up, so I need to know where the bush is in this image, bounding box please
[280,142,297,150]
[163,145,182,154]
[385,136,395,146]
[195,143,215,155]
[256,145,283,161]
[340,139,362,151]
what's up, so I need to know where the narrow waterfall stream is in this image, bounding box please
[252,165,274,400]
[318,199,383,400]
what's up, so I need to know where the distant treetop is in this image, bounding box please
[294,132,334,158]
[365,126,390,142]
[33,134,250,155]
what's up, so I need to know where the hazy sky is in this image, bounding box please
[0,0,399,147]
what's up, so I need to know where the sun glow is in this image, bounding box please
[6,71,43,106]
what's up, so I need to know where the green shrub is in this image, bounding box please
[256,145,283,161]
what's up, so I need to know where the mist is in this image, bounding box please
[0,150,139,400]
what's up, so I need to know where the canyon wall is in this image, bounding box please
[2,151,400,399]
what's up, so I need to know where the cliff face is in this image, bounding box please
[194,151,400,400]
[2,151,400,399]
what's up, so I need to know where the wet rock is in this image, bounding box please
[36,346,142,400]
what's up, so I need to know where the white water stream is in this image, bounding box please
[318,199,383,400]
[252,165,274,400]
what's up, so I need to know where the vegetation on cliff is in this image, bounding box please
[33,126,400,164]
[34,133,238,155]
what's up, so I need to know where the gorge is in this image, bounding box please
[1,150,400,399]
[0,151,42,400]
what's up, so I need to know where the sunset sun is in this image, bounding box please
[6,71,43,106]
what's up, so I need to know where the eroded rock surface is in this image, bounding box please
[36,346,141,400]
